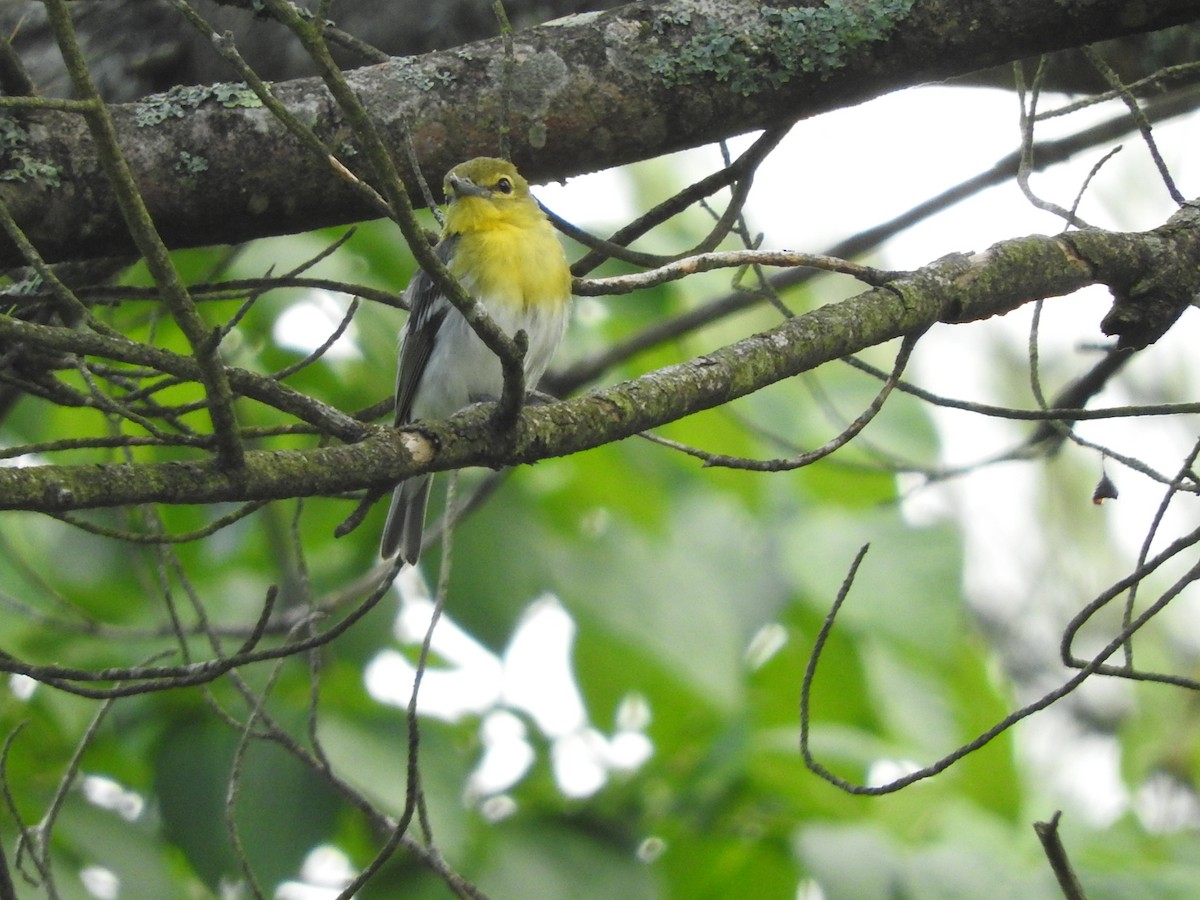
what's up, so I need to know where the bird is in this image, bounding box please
[380,157,572,564]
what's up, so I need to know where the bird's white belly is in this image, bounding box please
[411,297,568,422]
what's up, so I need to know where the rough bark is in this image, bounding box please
[1,0,625,101]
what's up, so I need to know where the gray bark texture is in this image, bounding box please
[0,0,1198,265]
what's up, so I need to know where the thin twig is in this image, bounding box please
[801,537,1200,794]
[491,0,515,160]
[576,249,899,296]
[1083,45,1186,206]
[643,330,921,470]
[1034,812,1089,900]
[1014,58,1091,228]
[559,126,790,276]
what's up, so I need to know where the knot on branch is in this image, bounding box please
[1097,241,1199,350]
[1099,275,1196,351]
[1068,215,1200,350]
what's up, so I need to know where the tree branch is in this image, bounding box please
[3,204,1199,513]
[1,0,1199,265]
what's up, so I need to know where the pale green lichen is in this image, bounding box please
[649,0,916,96]
[175,151,209,177]
[651,9,693,34]
[135,83,264,127]
[211,83,263,109]
[384,57,455,93]
[0,115,61,186]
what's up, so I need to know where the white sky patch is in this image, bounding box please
[745,622,788,670]
[479,793,519,823]
[8,673,36,701]
[272,289,361,362]
[365,568,505,720]
[1020,711,1129,826]
[468,710,537,799]
[615,692,651,731]
[82,774,144,822]
[550,728,610,799]
[866,758,922,789]
[537,168,638,233]
[0,450,48,468]
[636,836,666,864]
[80,866,120,900]
[1134,772,1200,834]
[607,729,654,773]
[501,596,588,738]
[275,845,355,900]
[366,576,654,802]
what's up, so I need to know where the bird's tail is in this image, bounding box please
[380,475,432,564]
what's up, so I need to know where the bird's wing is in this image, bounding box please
[394,236,457,425]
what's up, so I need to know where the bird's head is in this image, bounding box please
[444,157,530,200]
[441,158,541,232]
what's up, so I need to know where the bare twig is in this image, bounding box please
[1014,58,1092,228]
[1083,45,1186,206]
[576,249,899,296]
[1034,812,1089,900]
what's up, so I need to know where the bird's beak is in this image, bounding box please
[446,174,490,200]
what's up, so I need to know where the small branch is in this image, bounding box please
[0,569,403,700]
[1083,45,1186,206]
[1034,812,1089,900]
[0,826,16,900]
[1015,59,1092,228]
[1060,447,1200,690]
[801,534,1200,795]
[2,276,401,310]
[557,126,791,275]
[491,0,515,161]
[644,329,921,469]
[0,312,366,440]
[0,196,120,337]
[576,249,900,296]
[0,30,35,98]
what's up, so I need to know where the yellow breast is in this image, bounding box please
[444,196,571,312]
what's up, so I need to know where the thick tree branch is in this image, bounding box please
[8,1,1197,102]
[3,203,1198,513]
[2,0,626,101]
[1,0,1198,266]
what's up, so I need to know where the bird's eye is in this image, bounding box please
[495,177,513,194]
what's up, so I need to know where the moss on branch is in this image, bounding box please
[2,210,1198,514]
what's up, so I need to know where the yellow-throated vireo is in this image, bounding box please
[381,157,572,563]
